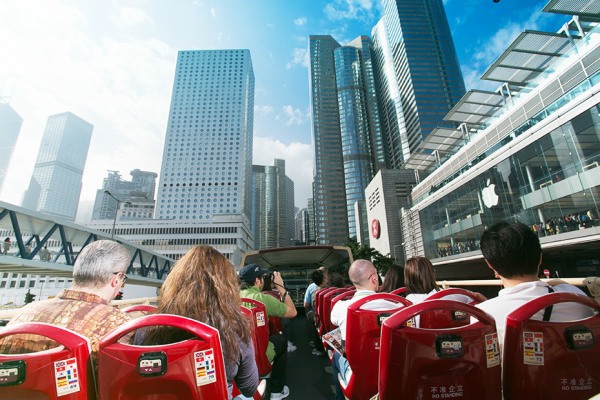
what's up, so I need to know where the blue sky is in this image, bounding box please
[0,0,569,219]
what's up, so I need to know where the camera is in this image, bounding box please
[262,272,275,290]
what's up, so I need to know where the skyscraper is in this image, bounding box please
[22,112,93,221]
[381,0,466,155]
[156,50,254,223]
[251,159,295,249]
[0,100,23,195]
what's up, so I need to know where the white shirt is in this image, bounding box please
[330,290,401,341]
[476,280,594,345]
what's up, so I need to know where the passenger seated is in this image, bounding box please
[0,240,132,357]
[330,260,402,400]
[137,245,258,400]
[404,256,472,304]
[378,264,404,293]
[476,221,596,345]
[304,267,327,356]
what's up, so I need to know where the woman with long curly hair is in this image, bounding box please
[140,245,258,399]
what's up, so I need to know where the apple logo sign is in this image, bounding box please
[482,179,499,208]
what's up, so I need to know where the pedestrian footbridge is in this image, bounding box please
[0,201,172,287]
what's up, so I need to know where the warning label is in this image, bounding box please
[523,331,544,365]
[54,358,80,397]
[195,349,217,386]
[485,332,500,368]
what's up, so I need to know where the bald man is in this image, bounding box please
[330,260,401,400]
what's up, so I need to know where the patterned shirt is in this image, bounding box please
[0,289,131,355]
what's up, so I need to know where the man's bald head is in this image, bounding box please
[348,259,378,290]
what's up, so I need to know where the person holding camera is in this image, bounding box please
[240,264,297,400]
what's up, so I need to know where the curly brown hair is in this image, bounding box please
[143,245,251,364]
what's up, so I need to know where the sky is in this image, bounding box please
[0,0,570,222]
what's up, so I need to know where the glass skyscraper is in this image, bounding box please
[0,100,23,195]
[382,0,466,155]
[156,50,254,223]
[22,112,93,221]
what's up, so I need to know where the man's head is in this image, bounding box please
[72,240,130,300]
[348,259,379,291]
[239,263,270,290]
[480,221,542,279]
[311,269,325,287]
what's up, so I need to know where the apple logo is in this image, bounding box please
[482,179,499,208]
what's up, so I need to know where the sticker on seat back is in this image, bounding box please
[523,331,544,365]
[256,311,266,327]
[484,333,500,367]
[195,349,217,386]
[54,357,80,396]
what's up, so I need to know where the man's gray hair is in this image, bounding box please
[73,240,130,287]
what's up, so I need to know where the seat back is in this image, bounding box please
[315,287,335,334]
[389,287,406,296]
[419,288,484,329]
[262,291,284,335]
[322,288,351,334]
[98,314,228,400]
[240,298,272,377]
[0,322,95,400]
[342,293,412,400]
[378,300,502,400]
[503,292,600,400]
[121,305,158,314]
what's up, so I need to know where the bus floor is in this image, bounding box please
[280,314,333,400]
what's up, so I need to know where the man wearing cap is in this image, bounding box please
[240,264,297,400]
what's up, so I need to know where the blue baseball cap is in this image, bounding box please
[239,263,270,283]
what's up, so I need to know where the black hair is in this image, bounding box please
[480,221,542,278]
[310,269,324,286]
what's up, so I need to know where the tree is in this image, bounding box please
[24,289,36,304]
[343,237,395,274]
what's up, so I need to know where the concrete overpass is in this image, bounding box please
[0,201,173,288]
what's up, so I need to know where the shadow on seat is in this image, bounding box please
[503,292,600,400]
[97,314,228,399]
[378,300,502,400]
[0,322,95,400]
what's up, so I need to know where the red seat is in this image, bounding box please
[240,298,272,377]
[322,290,356,360]
[97,314,228,399]
[340,293,412,400]
[121,305,158,314]
[321,288,352,335]
[389,287,406,296]
[262,291,284,335]
[0,322,95,400]
[420,288,486,328]
[378,300,502,400]
[314,287,336,331]
[503,292,600,400]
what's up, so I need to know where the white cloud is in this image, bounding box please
[286,47,309,69]
[324,0,374,21]
[111,6,153,28]
[255,105,274,116]
[282,105,305,126]
[294,17,307,26]
[253,137,313,208]
[210,7,216,18]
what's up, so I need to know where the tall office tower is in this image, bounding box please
[0,100,23,195]
[251,159,295,250]
[307,196,316,245]
[22,112,93,221]
[295,207,308,243]
[310,35,384,242]
[381,0,466,155]
[91,169,158,221]
[156,50,254,223]
[371,18,410,168]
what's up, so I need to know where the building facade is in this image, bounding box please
[251,159,295,250]
[22,112,93,221]
[381,0,466,157]
[0,101,23,195]
[91,169,158,221]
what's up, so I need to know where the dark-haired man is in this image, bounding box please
[304,267,327,356]
[240,264,296,400]
[476,221,594,344]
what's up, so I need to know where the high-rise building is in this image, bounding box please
[310,35,384,242]
[381,0,466,156]
[156,50,254,224]
[251,159,295,250]
[91,169,158,221]
[0,100,23,195]
[22,112,93,221]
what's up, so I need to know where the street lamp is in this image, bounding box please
[104,190,131,239]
